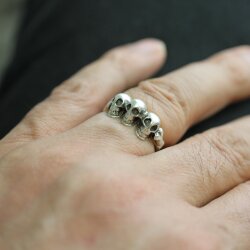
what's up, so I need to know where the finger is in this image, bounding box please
[72,46,250,156]
[203,182,250,249]
[125,46,250,148]
[82,46,250,156]
[152,116,250,207]
[0,39,166,156]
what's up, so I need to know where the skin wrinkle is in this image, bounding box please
[138,79,188,125]
[183,138,213,206]
[205,129,249,181]
[191,139,208,188]
[200,135,223,183]
[191,137,243,205]
[129,80,187,144]
[51,78,98,101]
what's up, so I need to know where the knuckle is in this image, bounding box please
[16,77,101,140]
[136,79,188,126]
[21,109,50,139]
[139,79,188,111]
[50,78,100,110]
[52,78,92,99]
[103,48,132,80]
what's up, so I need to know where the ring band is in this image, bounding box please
[104,93,165,151]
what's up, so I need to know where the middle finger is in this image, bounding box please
[125,46,250,148]
[80,46,250,156]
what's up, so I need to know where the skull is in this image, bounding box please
[122,99,147,126]
[153,128,164,150]
[136,112,160,140]
[107,93,131,118]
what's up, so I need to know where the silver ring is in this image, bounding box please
[104,93,165,151]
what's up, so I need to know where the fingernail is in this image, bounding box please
[127,39,167,57]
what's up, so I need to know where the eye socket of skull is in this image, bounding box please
[132,107,139,116]
[150,125,159,132]
[116,98,123,106]
[144,118,152,126]
[126,103,132,110]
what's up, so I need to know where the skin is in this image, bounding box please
[0,38,250,249]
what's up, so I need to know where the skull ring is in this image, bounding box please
[106,93,132,118]
[105,93,165,151]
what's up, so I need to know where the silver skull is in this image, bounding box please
[107,93,131,118]
[122,99,147,126]
[136,112,160,140]
[153,128,164,150]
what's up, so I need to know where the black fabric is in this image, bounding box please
[0,0,249,138]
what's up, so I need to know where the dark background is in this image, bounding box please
[0,0,249,138]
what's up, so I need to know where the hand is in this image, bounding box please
[0,39,250,250]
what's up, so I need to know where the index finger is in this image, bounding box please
[0,39,166,157]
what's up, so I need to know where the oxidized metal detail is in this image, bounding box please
[104,93,165,151]
[105,93,132,118]
[122,99,147,126]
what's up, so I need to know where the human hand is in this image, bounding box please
[0,39,250,249]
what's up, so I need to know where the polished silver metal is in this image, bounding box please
[136,112,160,140]
[136,112,164,151]
[153,128,164,151]
[122,99,147,126]
[105,93,165,151]
[106,93,132,118]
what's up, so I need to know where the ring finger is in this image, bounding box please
[89,46,250,155]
